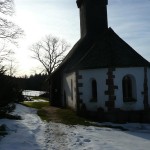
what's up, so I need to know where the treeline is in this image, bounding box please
[0,70,23,115]
[15,73,48,91]
[0,72,48,116]
[1,73,49,107]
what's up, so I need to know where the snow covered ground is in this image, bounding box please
[23,90,46,97]
[0,104,150,150]
[24,99,48,102]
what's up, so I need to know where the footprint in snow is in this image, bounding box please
[83,139,91,142]
[79,135,83,138]
[76,138,80,142]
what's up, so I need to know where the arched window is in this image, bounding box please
[64,91,67,107]
[71,79,73,100]
[91,79,97,101]
[122,75,136,102]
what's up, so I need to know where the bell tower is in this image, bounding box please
[76,0,108,37]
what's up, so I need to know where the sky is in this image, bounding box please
[12,0,150,76]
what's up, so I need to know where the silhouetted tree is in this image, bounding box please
[14,73,48,91]
[0,0,24,115]
[0,0,23,44]
[7,59,18,76]
[0,0,23,75]
[30,35,70,100]
[25,73,48,91]
[0,68,23,115]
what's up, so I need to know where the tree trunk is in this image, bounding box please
[48,78,52,105]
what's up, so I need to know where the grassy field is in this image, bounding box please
[22,100,91,126]
[22,101,50,109]
[56,109,91,126]
[38,108,91,126]
[20,101,126,130]
[32,96,49,101]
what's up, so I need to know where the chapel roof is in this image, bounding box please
[67,28,150,71]
[52,27,150,75]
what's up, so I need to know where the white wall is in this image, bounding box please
[63,67,150,111]
[114,67,145,110]
[78,67,149,111]
[78,69,108,111]
[63,72,76,110]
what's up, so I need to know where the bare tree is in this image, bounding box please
[30,35,70,75]
[7,59,18,76]
[0,44,14,61]
[0,43,13,72]
[30,35,70,100]
[0,0,23,76]
[0,18,23,44]
[0,0,23,44]
[0,0,14,15]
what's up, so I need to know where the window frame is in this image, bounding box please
[122,75,137,102]
[90,79,98,102]
[71,79,73,100]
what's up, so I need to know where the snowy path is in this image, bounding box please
[0,104,150,150]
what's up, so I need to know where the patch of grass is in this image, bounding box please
[21,101,49,109]
[37,106,91,125]
[32,96,49,101]
[21,102,128,130]
[56,109,91,126]
[37,109,50,121]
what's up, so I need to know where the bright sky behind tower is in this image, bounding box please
[13,0,150,76]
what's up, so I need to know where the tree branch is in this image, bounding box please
[30,35,70,75]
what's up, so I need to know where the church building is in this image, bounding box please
[51,0,150,115]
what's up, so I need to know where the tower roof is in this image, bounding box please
[76,0,83,8]
[77,0,108,37]
[76,0,108,8]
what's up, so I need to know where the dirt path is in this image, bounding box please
[40,106,70,149]
[40,106,62,122]
[44,122,69,150]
